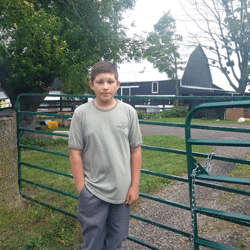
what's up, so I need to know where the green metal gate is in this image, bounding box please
[185,100,250,249]
[17,93,250,249]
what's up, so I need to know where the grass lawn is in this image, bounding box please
[145,116,250,125]
[2,112,250,250]
[0,134,211,250]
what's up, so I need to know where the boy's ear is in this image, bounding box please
[89,81,94,90]
[117,81,120,88]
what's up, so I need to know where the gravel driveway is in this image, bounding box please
[123,123,250,250]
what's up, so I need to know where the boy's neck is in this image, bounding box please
[94,98,117,110]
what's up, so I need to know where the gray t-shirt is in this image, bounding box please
[68,100,142,204]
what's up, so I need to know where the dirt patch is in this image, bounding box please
[123,124,250,250]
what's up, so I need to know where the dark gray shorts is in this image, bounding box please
[78,186,130,250]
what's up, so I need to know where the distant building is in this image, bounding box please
[180,44,228,96]
[118,45,236,117]
[117,80,178,112]
[180,44,235,118]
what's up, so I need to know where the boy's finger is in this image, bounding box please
[128,197,136,205]
[125,195,130,204]
[126,195,133,205]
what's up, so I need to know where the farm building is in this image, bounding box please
[179,44,228,96]
[117,79,178,113]
[118,45,241,118]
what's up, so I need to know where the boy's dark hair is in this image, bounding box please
[91,61,118,82]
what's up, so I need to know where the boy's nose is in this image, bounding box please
[103,82,109,89]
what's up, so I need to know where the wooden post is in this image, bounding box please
[0,110,26,208]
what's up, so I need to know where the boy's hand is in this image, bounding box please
[125,186,139,205]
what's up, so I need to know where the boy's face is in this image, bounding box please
[89,73,120,106]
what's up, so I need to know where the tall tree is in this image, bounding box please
[184,0,250,94]
[0,1,67,103]
[0,0,136,125]
[0,0,68,127]
[36,0,136,94]
[144,11,183,100]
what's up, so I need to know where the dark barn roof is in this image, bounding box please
[180,44,227,95]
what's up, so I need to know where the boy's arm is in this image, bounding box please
[126,146,142,205]
[69,149,85,195]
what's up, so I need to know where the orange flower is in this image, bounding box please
[56,238,65,243]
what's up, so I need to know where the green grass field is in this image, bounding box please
[2,106,247,249]
[146,116,250,125]
[0,134,211,249]
[2,114,250,250]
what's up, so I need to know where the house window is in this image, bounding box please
[152,82,158,93]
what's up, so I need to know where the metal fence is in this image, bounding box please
[185,100,250,249]
[17,93,250,249]
[38,96,88,113]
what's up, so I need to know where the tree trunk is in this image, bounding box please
[2,81,50,132]
[173,53,179,107]
[238,55,249,94]
[0,109,27,208]
[19,95,47,131]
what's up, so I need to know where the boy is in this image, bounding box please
[68,61,142,250]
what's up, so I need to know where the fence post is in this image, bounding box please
[60,96,63,112]
[0,109,26,208]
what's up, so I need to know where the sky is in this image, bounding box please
[118,0,235,91]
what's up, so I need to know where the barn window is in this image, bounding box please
[152,82,158,93]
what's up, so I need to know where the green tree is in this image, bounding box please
[144,11,184,102]
[36,0,136,94]
[185,0,250,94]
[0,0,68,112]
[0,0,136,127]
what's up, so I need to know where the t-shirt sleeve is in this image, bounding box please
[128,108,142,148]
[68,109,85,150]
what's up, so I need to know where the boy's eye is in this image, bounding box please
[108,78,116,83]
[95,78,116,84]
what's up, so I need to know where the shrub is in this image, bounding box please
[162,106,189,118]
[137,110,146,119]
[21,137,68,148]
[137,111,158,120]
